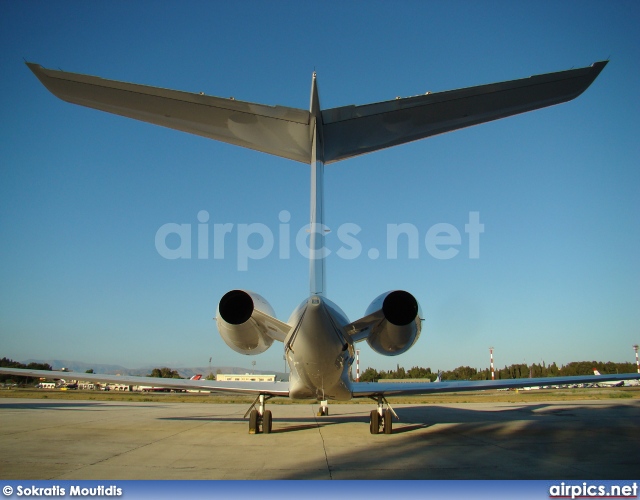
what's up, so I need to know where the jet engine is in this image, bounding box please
[364,290,422,356]
[216,290,276,355]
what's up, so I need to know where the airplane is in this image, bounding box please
[592,369,625,387]
[136,374,204,392]
[3,59,640,435]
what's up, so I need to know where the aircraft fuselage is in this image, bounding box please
[286,296,355,400]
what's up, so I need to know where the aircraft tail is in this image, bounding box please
[26,61,608,299]
[309,73,325,296]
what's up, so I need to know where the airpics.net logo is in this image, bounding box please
[154,210,485,271]
[549,482,638,499]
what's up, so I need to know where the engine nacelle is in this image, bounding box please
[365,290,422,356]
[216,289,275,355]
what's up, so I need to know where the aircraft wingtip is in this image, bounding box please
[24,61,41,72]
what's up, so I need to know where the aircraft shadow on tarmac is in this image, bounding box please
[157,403,560,427]
[156,401,636,431]
[2,400,638,479]
[155,402,640,479]
[158,406,433,434]
[310,402,639,479]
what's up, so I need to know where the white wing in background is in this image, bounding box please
[351,371,639,397]
[0,367,289,396]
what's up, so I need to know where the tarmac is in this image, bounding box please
[1,397,639,480]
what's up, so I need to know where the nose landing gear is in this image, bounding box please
[317,399,329,416]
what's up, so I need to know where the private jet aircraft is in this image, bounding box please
[4,60,640,434]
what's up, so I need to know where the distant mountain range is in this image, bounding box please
[23,359,287,380]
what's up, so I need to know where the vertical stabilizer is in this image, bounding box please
[309,73,326,295]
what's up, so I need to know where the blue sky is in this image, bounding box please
[1,1,638,374]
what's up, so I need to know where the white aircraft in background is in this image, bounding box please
[592,369,627,387]
[3,60,640,434]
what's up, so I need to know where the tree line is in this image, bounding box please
[146,367,182,378]
[358,361,638,382]
[0,358,183,383]
[0,357,53,383]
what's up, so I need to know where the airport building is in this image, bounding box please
[380,378,432,383]
[216,374,276,382]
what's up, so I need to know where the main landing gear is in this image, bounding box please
[245,394,274,434]
[369,395,397,435]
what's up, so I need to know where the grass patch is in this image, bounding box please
[607,391,632,399]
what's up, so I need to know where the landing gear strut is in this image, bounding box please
[317,400,329,416]
[245,394,274,434]
[369,395,397,434]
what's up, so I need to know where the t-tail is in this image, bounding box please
[309,72,325,296]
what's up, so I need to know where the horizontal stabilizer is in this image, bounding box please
[27,63,312,163]
[321,61,608,163]
[27,61,607,166]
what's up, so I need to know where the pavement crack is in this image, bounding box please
[51,418,212,479]
[312,404,333,480]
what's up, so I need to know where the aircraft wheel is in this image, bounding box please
[263,410,272,434]
[249,409,259,434]
[383,408,393,434]
[370,410,380,434]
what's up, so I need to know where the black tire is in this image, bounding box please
[383,408,393,434]
[370,410,380,434]
[249,409,259,434]
[263,410,272,434]
[324,407,329,416]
